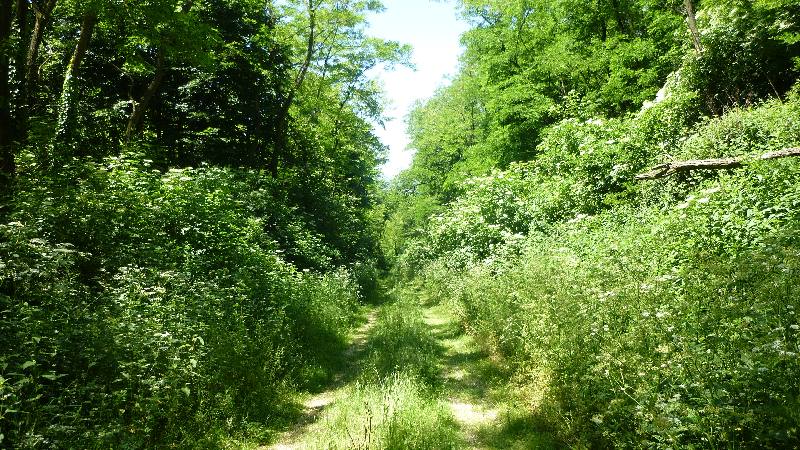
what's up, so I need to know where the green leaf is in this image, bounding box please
[21,360,36,370]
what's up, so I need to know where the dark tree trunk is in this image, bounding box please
[52,11,97,158]
[600,19,607,41]
[0,0,14,190]
[13,0,29,144]
[26,0,57,110]
[126,49,166,141]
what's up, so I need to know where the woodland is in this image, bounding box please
[1,0,799,448]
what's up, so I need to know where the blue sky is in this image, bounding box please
[366,0,468,179]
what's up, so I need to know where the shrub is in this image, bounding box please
[0,154,364,448]
[403,91,800,448]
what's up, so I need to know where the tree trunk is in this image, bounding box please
[684,0,702,54]
[52,11,97,159]
[13,0,29,144]
[272,0,317,177]
[600,19,607,42]
[126,49,166,141]
[0,0,14,190]
[26,0,56,110]
[635,148,800,180]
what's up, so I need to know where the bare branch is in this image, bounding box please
[635,148,800,180]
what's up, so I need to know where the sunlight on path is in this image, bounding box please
[422,305,502,449]
[264,300,557,450]
[264,309,379,450]
[449,401,499,426]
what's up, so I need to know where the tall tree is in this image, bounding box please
[26,0,58,109]
[0,0,12,191]
[123,0,212,141]
[272,0,409,177]
[684,0,703,53]
[51,8,98,159]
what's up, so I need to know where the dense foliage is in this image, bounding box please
[0,0,405,447]
[387,0,800,447]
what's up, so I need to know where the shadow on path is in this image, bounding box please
[423,303,559,450]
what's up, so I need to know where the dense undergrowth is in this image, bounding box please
[390,85,800,447]
[0,154,369,448]
[0,1,401,446]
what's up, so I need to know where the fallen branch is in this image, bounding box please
[635,148,800,180]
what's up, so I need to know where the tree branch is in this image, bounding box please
[635,148,800,180]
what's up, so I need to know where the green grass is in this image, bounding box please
[296,294,463,449]
[299,374,462,450]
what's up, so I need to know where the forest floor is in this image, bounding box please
[256,297,558,449]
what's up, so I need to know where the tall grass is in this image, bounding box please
[299,296,463,449]
[301,374,461,450]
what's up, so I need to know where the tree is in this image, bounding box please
[120,0,216,141]
[0,0,13,192]
[684,0,703,53]
[271,0,410,177]
[51,5,98,159]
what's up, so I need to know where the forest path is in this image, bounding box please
[421,301,558,449]
[264,307,379,450]
[260,296,556,449]
[422,303,500,448]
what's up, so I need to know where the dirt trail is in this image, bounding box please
[265,308,378,450]
[422,304,501,449]
[264,299,556,449]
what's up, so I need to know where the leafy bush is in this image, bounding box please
[400,90,800,448]
[0,154,364,448]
